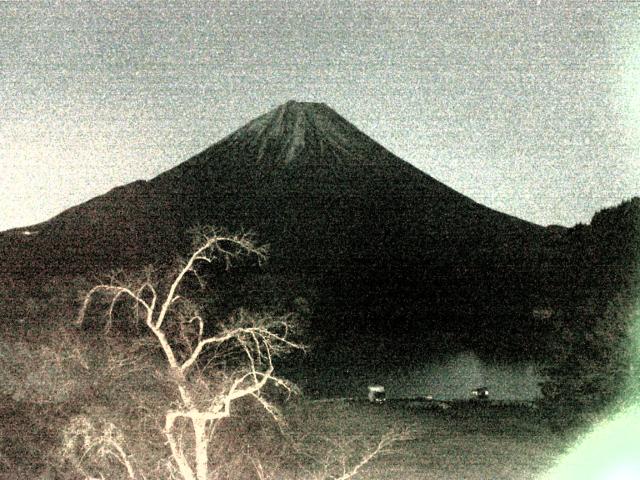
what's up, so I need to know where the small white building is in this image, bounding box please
[368,385,386,403]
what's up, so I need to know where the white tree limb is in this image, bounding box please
[75,229,296,480]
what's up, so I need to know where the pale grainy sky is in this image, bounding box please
[1,0,639,230]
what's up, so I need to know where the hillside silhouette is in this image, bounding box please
[2,101,637,364]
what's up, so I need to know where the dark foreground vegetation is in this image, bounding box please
[0,295,613,479]
[287,400,576,480]
[0,231,411,480]
[0,201,638,479]
[0,373,576,480]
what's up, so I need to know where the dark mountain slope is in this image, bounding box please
[150,101,545,271]
[2,101,579,359]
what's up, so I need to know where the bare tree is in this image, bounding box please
[76,228,303,480]
[247,426,413,480]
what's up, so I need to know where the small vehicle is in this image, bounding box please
[471,387,489,400]
[368,385,386,403]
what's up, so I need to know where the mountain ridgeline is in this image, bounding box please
[2,101,638,363]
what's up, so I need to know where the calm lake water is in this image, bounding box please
[302,350,544,401]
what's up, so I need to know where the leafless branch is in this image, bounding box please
[75,229,299,480]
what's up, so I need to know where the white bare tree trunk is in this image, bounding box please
[165,413,196,480]
[77,229,302,480]
[192,416,209,480]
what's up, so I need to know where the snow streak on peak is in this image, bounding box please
[227,100,385,168]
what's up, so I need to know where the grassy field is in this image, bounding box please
[285,399,575,480]
[0,318,577,479]
[0,394,577,479]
